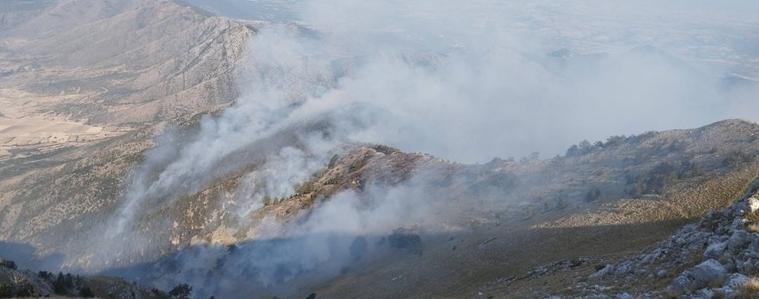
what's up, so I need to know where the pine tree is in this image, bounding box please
[53,272,67,295]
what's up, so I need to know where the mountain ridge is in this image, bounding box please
[2,0,759,298]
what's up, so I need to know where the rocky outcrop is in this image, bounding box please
[585,179,759,297]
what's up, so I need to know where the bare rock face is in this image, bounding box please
[1,0,255,128]
[0,0,255,254]
[576,181,759,298]
[668,259,727,294]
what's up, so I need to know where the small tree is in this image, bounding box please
[38,271,52,280]
[80,286,95,298]
[584,187,601,202]
[54,272,67,295]
[169,283,192,299]
[566,145,580,157]
[0,284,13,297]
[0,259,17,270]
[15,283,34,297]
[64,273,74,288]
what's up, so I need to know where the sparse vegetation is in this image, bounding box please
[723,151,755,167]
[3,1,759,298]
[169,283,192,299]
[14,283,34,297]
[584,187,601,202]
[0,284,12,298]
[53,272,68,295]
[388,229,424,255]
[604,135,627,147]
[737,278,759,299]
[0,259,16,270]
[625,159,703,197]
[566,140,595,157]
[80,286,95,298]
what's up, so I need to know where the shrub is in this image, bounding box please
[64,273,74,288]
[169,283,192,299]
[388,229,423,255]
[80,286,95,298]
[723,151,754,167]
[38,271,52,280]
[566,140,599,157]
[604,135,626,147]
[0,284,13,297]
[53,272,67,295]
[15,284,34,297]
[584,187,601,202]
[0,259,16,270]
[737,278,759,299]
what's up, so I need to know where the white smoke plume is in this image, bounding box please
[66,0,759,297]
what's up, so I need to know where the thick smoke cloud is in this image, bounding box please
[68,0,759,297]
[110,169,480,299]
[79,26,349,270]
[294,0,759,162]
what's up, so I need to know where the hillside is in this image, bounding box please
[0,0,254,270]
[73,119,759,298]
[1,1,759,299]
[0,0,253,160]
[0,258,169,298]
[284,120,759,298]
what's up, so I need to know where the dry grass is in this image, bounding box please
[737,278,759,299]
[747,215,759,234]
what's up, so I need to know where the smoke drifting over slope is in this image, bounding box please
[144,0,759,172]
[72,0,759,296]
[294,0,759,162]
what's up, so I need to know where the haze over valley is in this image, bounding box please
[1,1,759,298]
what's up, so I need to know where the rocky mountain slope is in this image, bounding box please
[0,0,254,255]
[73,119,759,298]
[292,120,759,299]
[2,1,759,299]
[0,0,253,126]
[0,257,169,298]
[123,119,759,247]
[0,1,259,296]
[587,184,759,298]
[0,0,254,161]
[490,178,759,298]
